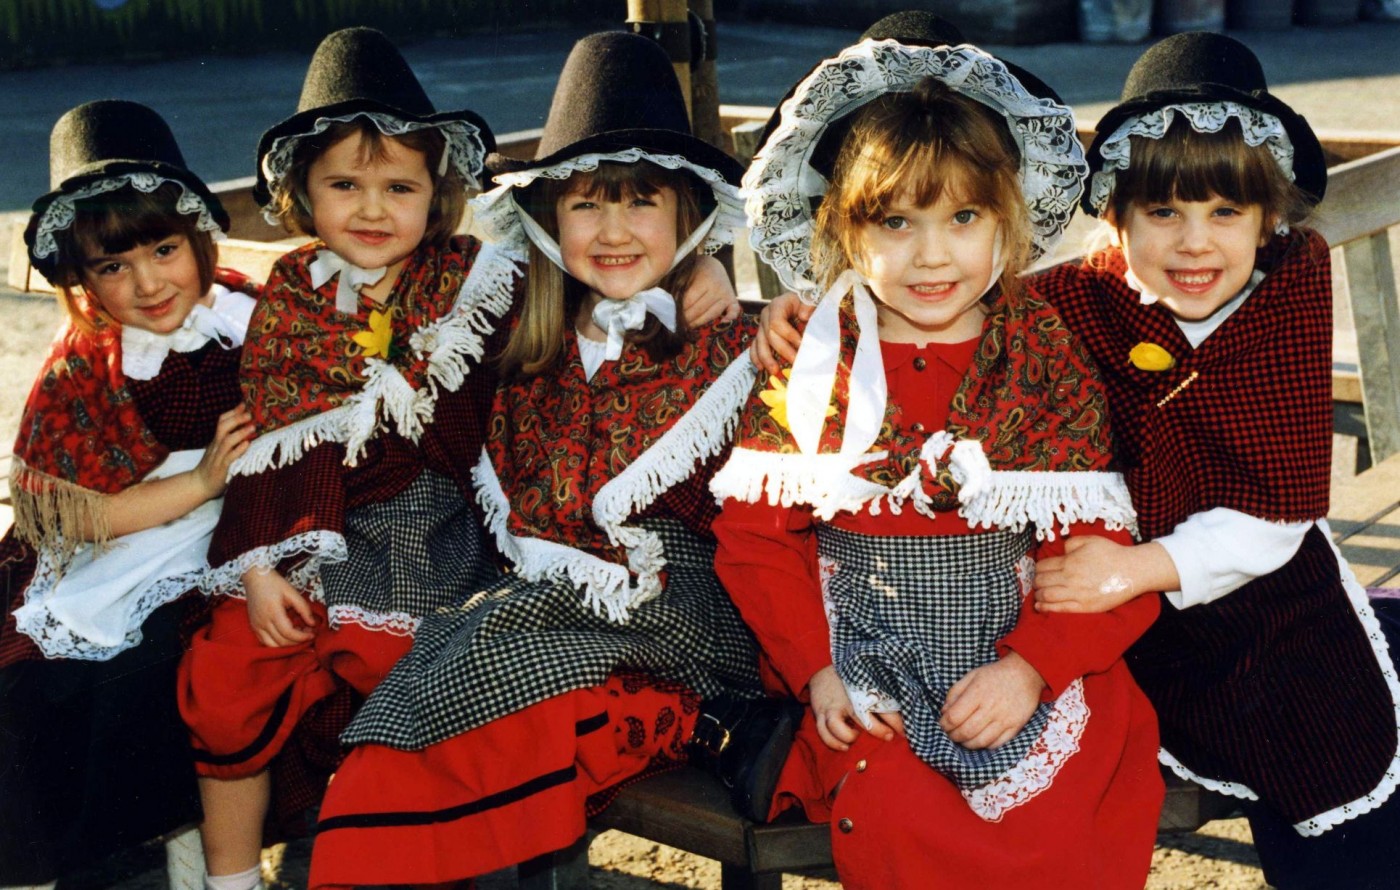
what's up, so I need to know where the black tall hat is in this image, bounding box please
[1085,31,1327,215]
[24,99,229,283]
[253,26,495,207]
[485,30,743,186]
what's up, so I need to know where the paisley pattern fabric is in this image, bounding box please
[241,237,482,432]
[730,286,1114,504]
[488,316,751,566]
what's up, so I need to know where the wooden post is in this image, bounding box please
[627,0,692,119]
[687,0,722,150]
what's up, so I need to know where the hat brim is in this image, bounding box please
[25,159,230,281]
[1087,84,1327,210]
[253,99,496,206]
[487,129,744,187]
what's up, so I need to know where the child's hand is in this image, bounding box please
[1034,537,1165,614]
[807,665,902,751]
[752,293,812,374]
[940,652,1045,750]
[679,255,741,327]
[244,567,317,648]
[194,405,255,499]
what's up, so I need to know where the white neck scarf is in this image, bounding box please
[590,289,678,360]
[308,249,388,314]
[120,284,254,380]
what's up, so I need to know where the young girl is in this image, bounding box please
[304,31,767,888]
[176,26,513,890]
[1029,32,1400,890]
[711,18,1164,889]
[1,100,255,890]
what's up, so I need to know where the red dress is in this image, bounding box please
[714,324,1164,889]
[308,320,763,888]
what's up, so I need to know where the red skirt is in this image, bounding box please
[178,597,413,778]
[309,674,699,888]
[775,667,1164,890]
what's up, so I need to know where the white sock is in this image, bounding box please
[166,826,207,890]
[203,864,262,890]
[0,883,57,890]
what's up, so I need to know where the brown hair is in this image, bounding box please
[47,181,219,331]
[498,161,704,378]
[1107,116,1312,234]
[267,117,466,247]
[812,77,1031,298]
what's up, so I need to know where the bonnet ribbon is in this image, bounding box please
[309,249,387,314]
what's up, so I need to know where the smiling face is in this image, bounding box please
[80,233,208,334]
[306,132,433,292]
[858,187,999,344]
[555,179,680,304]
[1113,195,1267,321]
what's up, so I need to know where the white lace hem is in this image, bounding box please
[742,39,1086,296]
[963,679,1090,822]
[200,530,347,601]
[230,240,519,474]
[1088,102,1295,215]
[32,171,223,261]
[473,148,743,258]
[261,111,487,224]
[1160,521,1400,836]
[327,604,420,636]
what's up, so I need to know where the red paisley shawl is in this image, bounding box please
[10,268,260,555]
[729,284,1115,506]
[488,316,752,565]
[241,236,483,434]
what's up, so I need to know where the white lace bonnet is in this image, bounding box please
[744,38,1089,301]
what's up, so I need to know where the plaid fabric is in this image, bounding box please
[127,338,243,450]
[320,468,496,625]
[1040,230,1395,825]
[1037,228,1332,536]
[817,524,1051,789]
[342,518,762,750]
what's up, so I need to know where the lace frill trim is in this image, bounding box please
[230,241,520,474]
[742,39,1087,297]
[963,678,1089,822]
[32,172,223,261]
[1160,521,1400,837]
[15,548,204,661]
[200,530,347,601]
[710,436,1138,540]
[473,356,754,623]
[473,148,744,258]
[327,604,420,636]
[260,111,487,224]
[1088,102,1295,215]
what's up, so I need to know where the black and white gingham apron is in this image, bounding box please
[320,468,496,625]
[343,518,762,750]
[818,524,1065,790]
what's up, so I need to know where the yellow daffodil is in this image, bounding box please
[1128,341,1175,372]
[352,309,394,359]
[758,368,836,431]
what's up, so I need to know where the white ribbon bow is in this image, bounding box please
[308,249,387,314]
[590,288,678,360]
[121,285,253,380]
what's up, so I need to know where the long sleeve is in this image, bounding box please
[1000,521,1161,698]
[1155,507,1311,609]
[712,498,831,700]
